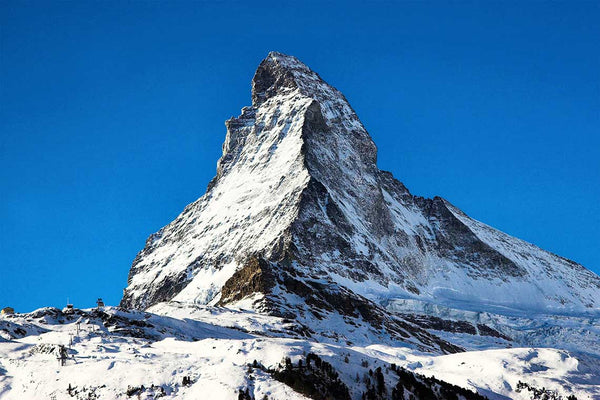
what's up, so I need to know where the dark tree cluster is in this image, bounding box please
[237,387,270,400]
[387,364,489,400]
[361,366,387,400]
[516,381,577,400]
[248,354,496,400]
[250,353,351,400]
[125,384,166,398]
[273,354,351,400]
[237,387,253,400]
[66,383,104,399]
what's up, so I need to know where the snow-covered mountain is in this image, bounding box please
[2,52,599,400]
[122,51,599,318]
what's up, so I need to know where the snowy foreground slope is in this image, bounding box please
[1,307,598,400]
[2,53,599,399]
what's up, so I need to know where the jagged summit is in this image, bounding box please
[252,52,339,103]
[251,52,311,106]
[121,53,600,345]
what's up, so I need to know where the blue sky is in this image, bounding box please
[1,1,598,312]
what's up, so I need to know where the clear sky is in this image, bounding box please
[1,1,599,312]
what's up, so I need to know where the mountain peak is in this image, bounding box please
[121,53,600,325]
[251,51,316,106]
[265,51,309,69]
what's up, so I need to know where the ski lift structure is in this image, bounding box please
[57,345,69,366]
[62,303,75,315]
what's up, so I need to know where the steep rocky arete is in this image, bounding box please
[120,52,600,350]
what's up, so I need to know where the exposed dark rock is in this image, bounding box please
[218,256,276,306]
[401,314,478,335]
[477,323,512,341]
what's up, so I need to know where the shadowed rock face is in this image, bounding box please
[217,256,275,306]
[120,52,600,340]
[252,57,298,106]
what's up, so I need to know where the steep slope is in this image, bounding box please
[121,51,600,326]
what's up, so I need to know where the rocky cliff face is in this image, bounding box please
[121,52,600,327]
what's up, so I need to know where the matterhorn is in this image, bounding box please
[2,52,599,400]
